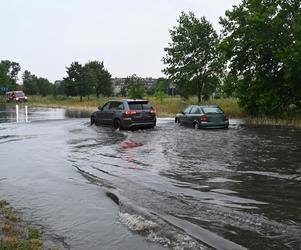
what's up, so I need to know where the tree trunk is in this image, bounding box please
[198,80,203,103]
[198,85,201,103]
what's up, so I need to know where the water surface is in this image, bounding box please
[0,105,300,249]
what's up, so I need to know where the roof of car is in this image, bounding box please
[105,99,148,104]
[192,104,219,108]
[6,91,24,93]
[121,99,148,102]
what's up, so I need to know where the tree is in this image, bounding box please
[53,81,65,96]
[124,75,145,99]
[83,61,112,97]
[147,77,170,96]
[120,74,145,98]
[64,62,91,101]
[0,60,21,90]
[163,12,223,102]
[0,64,11,90]
[128,82,145,99]
[154,78,170,102]
[22,70,39,95]
[9,62,21,88]
[220,0,301,115]
[221,72,238,98]
[36,77,53,96]
[23,70,53,96]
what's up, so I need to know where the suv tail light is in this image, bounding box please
[200,115,207,122]
[150,108,156,114]
[124,111,137,116]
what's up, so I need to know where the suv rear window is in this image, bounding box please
[128,102,152,110]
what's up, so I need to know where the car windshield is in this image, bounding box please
[128,102,152,110]
[202,107,224,114]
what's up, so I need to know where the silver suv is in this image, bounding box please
[90,99,156,130]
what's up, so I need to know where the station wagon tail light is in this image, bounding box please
[200,115,207,122]
[124,111,137,116]
[224,115,229,121]
[150,108,156,114]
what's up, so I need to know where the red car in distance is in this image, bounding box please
[5,91,28,103]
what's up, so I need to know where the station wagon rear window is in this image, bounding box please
[202,107,224,114]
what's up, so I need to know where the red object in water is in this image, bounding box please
[120,140,143,149]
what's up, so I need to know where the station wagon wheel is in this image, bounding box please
[113,119,121,131]
[193,122,199,129]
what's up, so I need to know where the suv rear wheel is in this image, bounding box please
[90,116,95,125]
[113,119,122,130]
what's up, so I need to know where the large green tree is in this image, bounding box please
[84,61,113,97]
[63,61,112,100]
[163,12,223,102]
[64,62,91,101]
[220,0,301,115]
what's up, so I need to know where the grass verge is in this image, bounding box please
[28,95,243,117]
[0,200,59,250]
[244,116,301,128]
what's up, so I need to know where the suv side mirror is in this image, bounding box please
[181,111,185,115]
[98,106,103,111]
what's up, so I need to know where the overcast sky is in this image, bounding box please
[0,0,241,82]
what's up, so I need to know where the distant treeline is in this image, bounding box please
[0,60,173,101]
[1,0,301,116]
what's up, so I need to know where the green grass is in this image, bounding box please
[28,95,108,110]
[0,237,43,250]
[0,95,5,104]
[244,116,301,128]
[28,95,243,117]
[0,199,59,250]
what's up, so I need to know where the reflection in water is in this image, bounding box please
[0,104,25,122]
[0,104,91,123]
[64,109,91,118]
[14,105,28,123]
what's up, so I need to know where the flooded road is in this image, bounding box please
[0,104,301,249]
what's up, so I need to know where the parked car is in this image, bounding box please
[5,91,28,103]
[175,105,229,129]
[91,99,156,130]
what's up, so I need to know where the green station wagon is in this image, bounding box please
[175,105,229,129]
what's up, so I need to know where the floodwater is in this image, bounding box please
[0,104,301,250]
